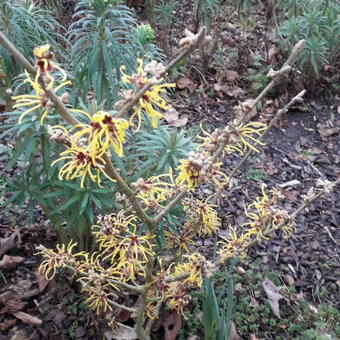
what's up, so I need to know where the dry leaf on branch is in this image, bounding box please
[0,255,25,270]
[262,278,284,318]
[12,311,43,325]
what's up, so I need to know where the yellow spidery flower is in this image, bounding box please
[120,58,175,130]
[244,185,294,239]
[165,230,195,253]
[197,125,223,153]
[100,225,155,281]
[33,44,67,89]
[171,253,213,288]
[176,154,228,191]
[165,282,191,317]
[92,212,138,250]
[103,225,155,263]
[132,172,175,208]
[81,282,117,314]
[176,159,201,190]
[37,241,85,280]
[51,145,116,188]
[183,198,221,236]
[217,227,250,260]
[12,71,71,124]
[226,122,267,155]
[70,109,129,157]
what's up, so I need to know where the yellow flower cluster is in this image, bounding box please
[165,282,191,317]
[176,152,228,191]
[51,145,115,188]
[13,45,71,124]
[37,241,85,280]
[120,58,175,130]
[51,110,129,188]
[171,253,213,287]
[244,185,294,239]
[13,70,70,124]
[94,213,155,282]
[37,212,156,314]
[217,227,250,260]
[132,172,176,209]
[183,198,221,236]
[218,186,293,261]
[33,44,67,89]
[165,230,195,253]
[226,122,267,155]
[198,122,267,156]
[72,110,129,157]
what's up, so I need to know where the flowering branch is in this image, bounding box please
[155,40,306,222]
[0,32,80,126]
[115,26,208,119]
[211,89,306,205]
[165,177,340,284]
[250,39,305,110]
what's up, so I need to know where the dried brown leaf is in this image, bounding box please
[12,311,43,325]
[35,270,49,293]
[45,310,66,328]
[176,76,197,93]
[0,255,25,270]
[0,230,20,257]
[262,278,284,318]
[317,124,339,137]
[228,321,240,340]
[0,291,17,305]
[2,299,27,313]
[267,45,279,63]
[0,318,16,331]
[10,329,27,340]
[282,275,295,286]
[214,82,230,94]
[164,311,182,340]
[226,70,239,81]
[105,322,138,340]
[164,106,188,127]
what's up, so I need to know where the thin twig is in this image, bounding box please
[251,39,305,110]
[109,300,138,313]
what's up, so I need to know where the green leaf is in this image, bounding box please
[79,192,90,215]
[50,195,79,215]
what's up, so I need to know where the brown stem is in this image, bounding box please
[251,39,305,110]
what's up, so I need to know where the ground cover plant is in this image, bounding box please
[0,1,339,339]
